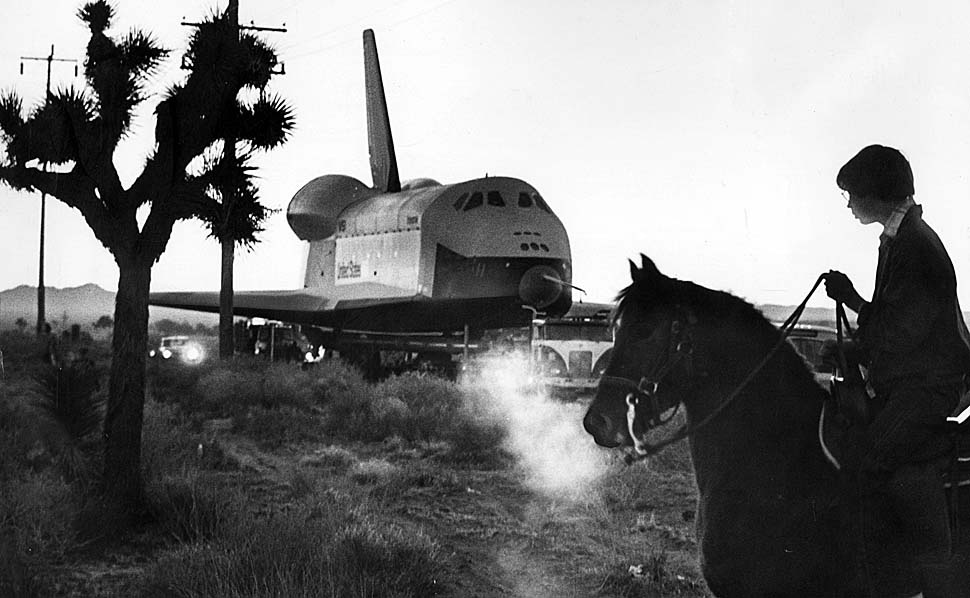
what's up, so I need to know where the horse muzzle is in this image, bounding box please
[583,410,626,448]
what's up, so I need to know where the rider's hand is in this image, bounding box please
[824,270,865,312]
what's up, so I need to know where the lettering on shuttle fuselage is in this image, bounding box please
[337,261,362,280]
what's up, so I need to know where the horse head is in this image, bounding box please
[583,254,703,454]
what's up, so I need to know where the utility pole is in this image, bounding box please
[182,1,285,359]
[20,45,78,336]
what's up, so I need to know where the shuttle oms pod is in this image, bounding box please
[150,29,572,334]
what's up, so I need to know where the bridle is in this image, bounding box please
[601,274,828,463]
[599,312,694,428]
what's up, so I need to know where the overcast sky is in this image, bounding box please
[2,0,970,309]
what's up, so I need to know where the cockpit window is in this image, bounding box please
[453,193,468,211]
[487,191,506,207]
[533,193,551,213]
[518,192,533,208]
[464,191,484,211]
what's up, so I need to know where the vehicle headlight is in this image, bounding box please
[184,345,202,362]
[304,351,314,362]
[149,349,156,357]
[161,348,172,359]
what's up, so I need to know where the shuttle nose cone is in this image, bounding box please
[519,265,563,309]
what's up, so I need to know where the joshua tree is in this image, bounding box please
[0,1,292,511]
[197,145,281,360]
[193,0,292,359]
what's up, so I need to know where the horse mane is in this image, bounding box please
[615,275,820,378]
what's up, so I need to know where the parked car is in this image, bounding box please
[149,335,206,364]
[775,323,839,387]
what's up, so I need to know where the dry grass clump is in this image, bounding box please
[369,462,465,503]
[595,550,707,597]
[596,459,695,516]
[297,445,356,470]
[349,457,398,485]
[135,500,441,598]
[145,471,242,543]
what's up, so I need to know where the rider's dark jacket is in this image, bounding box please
[857,204,970,387]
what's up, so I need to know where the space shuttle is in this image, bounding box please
[149,29,572,334]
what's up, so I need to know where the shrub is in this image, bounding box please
[0,330,47,378]
[0,470,78,563]
[374,373,462,441]
[153,358,333,422]
[232,405,322,448]
[147,357,209,407]
[308,359,370,405]
[0,386,43,478]
[31,362,104,481]
[318,371,508,466]
[2,378,102,482]
[141,400,203,479]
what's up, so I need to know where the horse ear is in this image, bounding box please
[630,254,665,283]
[639,254,662,279]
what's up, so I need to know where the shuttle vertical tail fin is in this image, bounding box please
[363,29,401,193]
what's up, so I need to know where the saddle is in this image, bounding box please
[819,389,970,534]
[943,391,970,492]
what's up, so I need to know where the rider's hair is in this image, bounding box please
[837,144,914,203]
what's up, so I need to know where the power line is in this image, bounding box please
[19,44,78,337]
[280,0,463,62]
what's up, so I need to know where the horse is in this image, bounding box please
[583,255,970,598]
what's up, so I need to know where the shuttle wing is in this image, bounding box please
[149,288,536,333]
[149,289,332,324]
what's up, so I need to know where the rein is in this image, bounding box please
[615,273,828,463]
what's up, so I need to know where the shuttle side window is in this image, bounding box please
[464,191,484,211]
[453,193,468,211]
[487,191,506,207]
[533,193,551,213]
[518,192,533,208]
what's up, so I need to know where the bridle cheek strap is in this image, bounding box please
[624,391,687,465]
[626,393,651,456]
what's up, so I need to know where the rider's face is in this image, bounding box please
[844,191,889,225]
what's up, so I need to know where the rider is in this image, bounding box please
[824,144,970,598]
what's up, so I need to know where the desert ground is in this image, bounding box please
[1,331,711,597]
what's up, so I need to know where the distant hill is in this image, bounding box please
[0,284,218,331]
[757,303,970,329]
[756,304,840,327]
